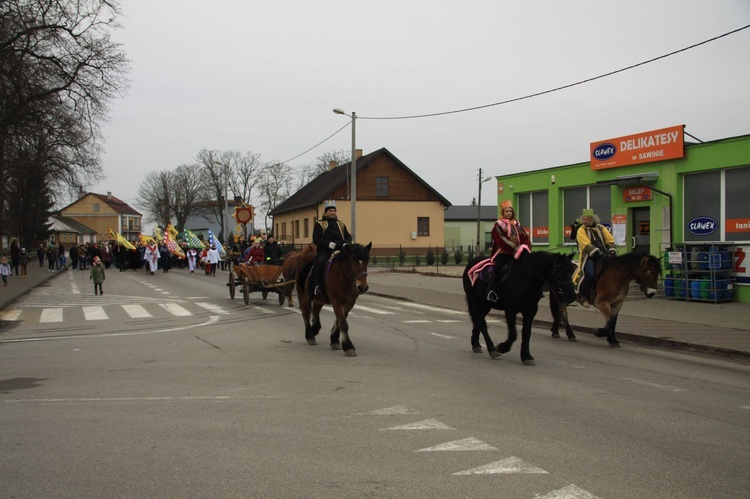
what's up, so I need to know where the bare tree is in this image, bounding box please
[257,161,293,233]
[136,171,172,227]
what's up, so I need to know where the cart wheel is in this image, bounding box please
[243,280,250,305]
[229,275,236,300]
[278,290,285,306]
[262,290,269,300]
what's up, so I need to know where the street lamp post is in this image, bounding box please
[333,108,356,242]
[476,168,493,256]
[214,161,231,249]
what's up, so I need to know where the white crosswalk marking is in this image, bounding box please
[0,310,22,321]
[121,304,153,318]
[82,306,109,321]
[40,308,63,323]
[159,303,193,317]
[195,302,229,315]
[352,305,395,315]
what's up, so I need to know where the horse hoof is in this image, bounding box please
[307,339,317,346]
[489,351,501,359]
[551,333,561,339]
[344,350,357,357]
[498,344,511,354]
[609,342,621,348]
[330,343,341,350]
[568,337,578,342]
[523,359,536,366]
[472,347,483,354]
[594,329,608,338]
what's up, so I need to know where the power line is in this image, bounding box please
[359,24,750,121]
[280,122,350,165]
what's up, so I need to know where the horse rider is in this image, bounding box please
[264,234,284,265]
[575,208,617,308]
[487,200,531,302]
[312,199,352,296]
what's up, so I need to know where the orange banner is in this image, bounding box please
[726,219,750,233]
[590,125,684,170]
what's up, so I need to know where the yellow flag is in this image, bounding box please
[117,233,136,250]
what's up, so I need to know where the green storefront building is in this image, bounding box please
[493,126,750,303]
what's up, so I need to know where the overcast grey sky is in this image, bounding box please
[92,0,750,210]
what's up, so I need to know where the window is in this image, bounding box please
[294,220,300,239]
[563,185,612,242]
[303,218,309,238]
[417,217,430,236]
[376,177,389,197]
[685,166,750,243]
[517,191,549,245]
[93,204,100,212]
[281,222,287,238]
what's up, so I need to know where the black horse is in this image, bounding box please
[550,252,661,348]
[463,251,577,365]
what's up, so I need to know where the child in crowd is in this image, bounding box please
[19,248,30,277]
[89,256,106,295]
[1,257,10,286]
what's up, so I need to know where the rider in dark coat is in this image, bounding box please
[264,235,284,265]
[311,199,352,296]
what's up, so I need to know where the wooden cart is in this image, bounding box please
[227,262,294,305]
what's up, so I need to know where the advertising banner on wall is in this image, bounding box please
[590,125,685,170]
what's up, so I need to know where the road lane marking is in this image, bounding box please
[82,306,109,321]
[453,456,548,475]
[403,320,431,323]
[195,302,229,315]
[352,305,394,315]
[0,310,22,321]
[354,406,420,416]
[430,332,455,339]
[416,437,497,452]
[620,378,687,393]
[402,302,465,315]
[39,308,63,323]
[122,304,153,318]
[5,396,232,403]
[381,419,455,430]
[159,303,192,316]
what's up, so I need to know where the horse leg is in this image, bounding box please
[467,292,498,358]
[332,304,356,357]
[549,293,576,341]
[498,311,517,355]
[519,307,537,366]
[606,314,621,348]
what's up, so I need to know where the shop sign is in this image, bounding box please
[687,216,718,236]
[533,227,549,237]
[726,218,750,233]
[498,182,504,195]
[623,186,651,202]
[590,125,684,170]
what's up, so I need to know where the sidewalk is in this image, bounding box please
[2,260,749,360]
[365,265,750,360]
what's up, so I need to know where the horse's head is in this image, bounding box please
[344,242,372,294]
[635,254,661,298]
[550,253,577,304]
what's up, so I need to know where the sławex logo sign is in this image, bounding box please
[590,125,685,170]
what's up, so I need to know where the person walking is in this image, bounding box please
[37,244,45,268]
[18,248,29,277]
[143,241,159,275]
[10,238,21,275]
[46,243,58,272]
[90,256,106,295]
[575,208,617,308]
[186,247,198,274]
[206,244,220,276]
[486,200,532,302]
[69,243,79,272]
[311,200,352,296]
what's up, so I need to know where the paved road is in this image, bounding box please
[1,267,749,498]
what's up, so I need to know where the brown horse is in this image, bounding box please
[281,250,301,308]
[295,242,372,357]
[550,252,661,348]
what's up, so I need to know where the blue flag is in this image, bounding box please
[208,230,224,255]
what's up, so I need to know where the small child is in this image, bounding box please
[0,257,10,286]
[89,256,106,295]
[19,248,30,277]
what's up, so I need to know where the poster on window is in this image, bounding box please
[611,214,627,247]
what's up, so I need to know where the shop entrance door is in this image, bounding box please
[631,207,650,254]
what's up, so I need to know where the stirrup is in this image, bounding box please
[314,285,323,296]
[487,290,498,302]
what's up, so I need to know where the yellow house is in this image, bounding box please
[59,192,142,243]
[270,148,451,257]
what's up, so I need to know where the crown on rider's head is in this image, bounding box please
[500,200,513,211]
[582,208,595,217]
[324,199,336,211]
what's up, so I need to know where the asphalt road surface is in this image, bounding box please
[1,267,749,498]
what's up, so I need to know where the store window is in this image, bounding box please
[517,191,549,245]
[685,166,750,243]
[563,185,612,242]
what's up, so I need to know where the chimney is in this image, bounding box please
[355,149,363,160]
[78,186,85,199]
[328,160,338,171]
[107,191,112,199]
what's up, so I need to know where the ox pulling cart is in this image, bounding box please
[227,261,295,305]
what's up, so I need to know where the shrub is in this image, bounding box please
[425,246,435,266]
[398,247,406,266]
[414,254,421,266]
[441,248,450,265]
[453,249,463,265]
[371,254,377,265]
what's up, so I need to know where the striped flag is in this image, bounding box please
[208,230,224,255]
[185,229,205,249]
[164,225,185,258]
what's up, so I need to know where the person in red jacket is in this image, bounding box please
[242,238,265,265]
[486,200,532,302]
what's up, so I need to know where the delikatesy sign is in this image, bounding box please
[590,125,685,170]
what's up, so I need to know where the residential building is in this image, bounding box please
[444,205,499,254]
[59,192,142,243]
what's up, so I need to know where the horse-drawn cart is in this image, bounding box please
[228,262,294,305]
